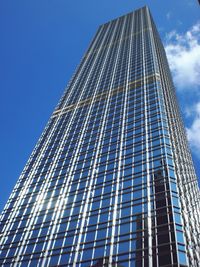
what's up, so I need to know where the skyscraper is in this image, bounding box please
[0,5,199,267]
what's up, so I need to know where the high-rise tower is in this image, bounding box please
[0,6,199,267]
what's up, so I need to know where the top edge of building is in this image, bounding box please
[99,5,149,27]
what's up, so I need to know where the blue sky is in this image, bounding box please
[0,0,199,212]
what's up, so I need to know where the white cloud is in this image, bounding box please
[166,12,172,20]
[186,102,200,153]
[165,22,200,89]
[165,22,200,156]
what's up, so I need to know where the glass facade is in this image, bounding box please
[0,6,200,267]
